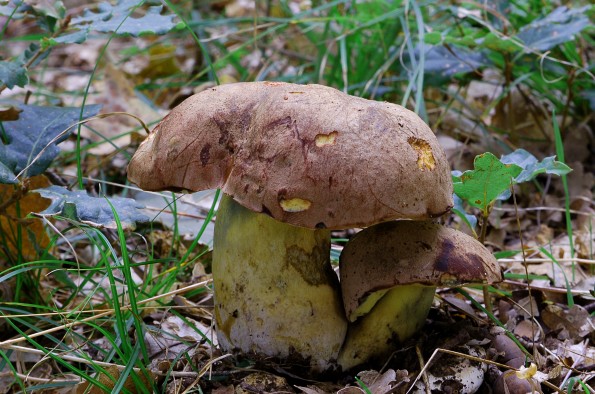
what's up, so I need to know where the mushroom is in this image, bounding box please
[127,82,454,372]
[337,220,502,370]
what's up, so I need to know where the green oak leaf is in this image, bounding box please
[500,148,571,183]
[453,152,522,215]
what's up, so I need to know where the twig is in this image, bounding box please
[13,371,81,384]
[415,345,430,394]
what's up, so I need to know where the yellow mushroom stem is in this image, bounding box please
[213,194,348,373]
[337,285,436,370]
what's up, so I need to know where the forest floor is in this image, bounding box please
[0,1,593,393]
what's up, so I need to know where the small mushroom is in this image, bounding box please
[338,221,502,370]
[128,82,454,372]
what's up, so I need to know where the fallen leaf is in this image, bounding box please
[0,104,101,183]
[77,365,155,394]
[137,44,181,81]
[556,340,595,368]
[542,304,595,339]
[0,105,21,121]
[357,369,402,394]
[296,386,328,394]
[144,315,216,359]
[514,320,540,341]
[413,346,486,394]
[0,175,51,263]
[35,185,149,230]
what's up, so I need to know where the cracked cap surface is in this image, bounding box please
[128,82,453,229]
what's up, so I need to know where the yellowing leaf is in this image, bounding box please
[138,44,181,80]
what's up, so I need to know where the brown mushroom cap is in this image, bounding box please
[128,82,453,229]
[340,220,502,321]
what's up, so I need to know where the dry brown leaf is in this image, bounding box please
[0,371,15,394]
[0,175,51,263]
[296,386,328,394]
[144,315,216,359]
[0,105,22,121]
[524,258,583,289]
[556,340,595,368]
[77,365,155,394]
[413,346,486,393]
[575,225,595,258]
[173,295,212,320]
[225,0,257,17]
[513,320,540,341]
[443,294,476,315]
[212,385,236,394]
[542,304,595,339]
[356,369,405,394]
[336,388,363,394]
[492,86,556,154]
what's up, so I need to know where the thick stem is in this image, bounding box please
[213,194,347,372]
[337,285,435,370]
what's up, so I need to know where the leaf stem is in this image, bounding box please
[479,213,493,315]
[0,15,71,94]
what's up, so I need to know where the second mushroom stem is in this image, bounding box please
[337,285,436,370]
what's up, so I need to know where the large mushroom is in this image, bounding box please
[127,81,494,372]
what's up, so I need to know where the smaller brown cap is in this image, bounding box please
[340,220,502,322]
